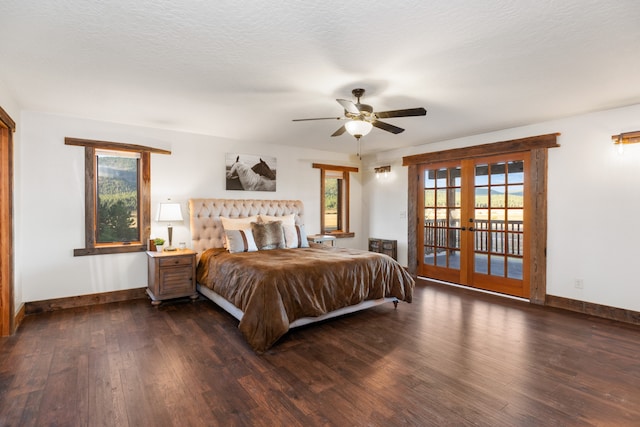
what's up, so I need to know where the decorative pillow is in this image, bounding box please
[224,229,258,253]
[220,216,258,248]
[258,214,299,248]
[251,221,286,250]
[293,224,310,248]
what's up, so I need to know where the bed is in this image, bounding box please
[189,198,415,352]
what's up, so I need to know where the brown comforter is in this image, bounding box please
[197,245,414,352]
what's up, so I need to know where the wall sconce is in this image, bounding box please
[612,131,640,155]
[374,165,391,179]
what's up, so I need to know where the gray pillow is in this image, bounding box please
[251,221,286,250]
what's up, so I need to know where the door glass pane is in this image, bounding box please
[491,255,505,276]
[490,190,506,207]
[507,256,523,279]
[507,209,523,223]
[424,207,435,222]
[507,185,524,207]
[491,231,505,254]
[424,189,436,207]
[507,161,524,184]
[425,170,436,188]
[475,207,489,220]
[475,187,489,208]
[448,228,460,250]
[450,167,462,186]
[436,189,447,207]
[424,251,435,265]
[490,163,506,185]
[451,187,461,207]
[491,208,506,222]
[475,253,488,274]
[475,164,489,182]
[507,231,523,255]
[474,216,489,261]
[450,208,461,227]
[449,250,461,269]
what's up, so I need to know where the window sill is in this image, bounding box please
[74,244,147,257]
[324,232,355,239]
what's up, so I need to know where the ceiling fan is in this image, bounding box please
[292,88,427,140]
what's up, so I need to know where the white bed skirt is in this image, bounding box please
[196,283,398,328]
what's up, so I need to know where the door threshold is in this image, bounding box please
[418,276,529,303]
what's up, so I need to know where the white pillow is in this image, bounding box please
[220,216,258,249]
[259,214,309,248]
[293,224,310,248]
[224,229,258,253]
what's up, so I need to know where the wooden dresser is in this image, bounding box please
[368,238,398,261]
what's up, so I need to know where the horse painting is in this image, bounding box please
[251,158,276,180]
[227,156,276,191]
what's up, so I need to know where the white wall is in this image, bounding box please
[364,103,640,313]
[17,111,360,302]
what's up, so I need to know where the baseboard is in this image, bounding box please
[14,303,25,331]
[25,287,148,315]
[546,294,640,326]
[418,277,640,327]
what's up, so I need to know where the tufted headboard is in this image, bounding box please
[188,199,305,254]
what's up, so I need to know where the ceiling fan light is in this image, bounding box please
[345,120,373,137]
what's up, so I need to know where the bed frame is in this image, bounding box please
[189,198,398,329]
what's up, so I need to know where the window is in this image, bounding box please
[66,138,170,256]
[312,163,358,237]
[96,150,140,244]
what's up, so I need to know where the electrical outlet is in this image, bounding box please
[574,279,584,289]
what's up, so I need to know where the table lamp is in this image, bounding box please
[155,202,183,251]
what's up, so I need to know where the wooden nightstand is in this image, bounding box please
[307,234,336,247]
[146,249,198,305]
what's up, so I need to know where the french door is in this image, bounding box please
[418,152,531,298]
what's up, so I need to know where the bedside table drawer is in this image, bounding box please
[158,256,193,267]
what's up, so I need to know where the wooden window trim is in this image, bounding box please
[312,163,358,238]
[404,133,560,305]
[67,138,169,256]
[403,133,560,166]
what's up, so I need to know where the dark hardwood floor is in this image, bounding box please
[1,279,639,426]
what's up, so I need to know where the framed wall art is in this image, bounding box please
[225,153,277,192]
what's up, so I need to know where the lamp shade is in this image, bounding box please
[155,203,183,222]
[345,120,373,137]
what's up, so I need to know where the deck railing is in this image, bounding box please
[424,219,524,256]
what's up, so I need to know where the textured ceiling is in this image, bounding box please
[2,1,640,156]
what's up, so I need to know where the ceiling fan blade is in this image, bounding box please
[292,117,342,122]
[372,120,405,134]
[331,125,347,137]
[375,107,427,119]
[336,99,360,114]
